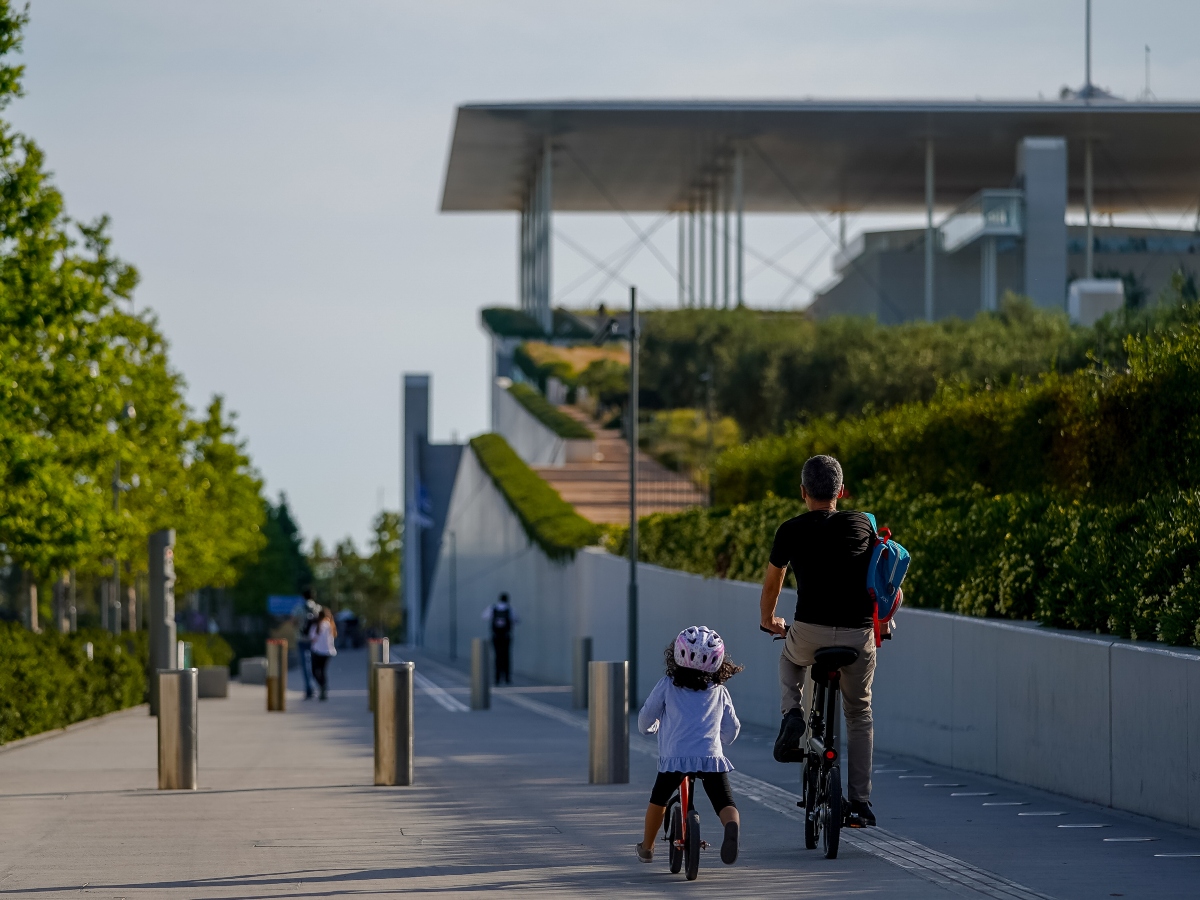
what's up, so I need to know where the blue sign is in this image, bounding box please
[267,594,303,616]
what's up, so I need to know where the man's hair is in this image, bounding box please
[801,455,843,501]
[499,592,509,604]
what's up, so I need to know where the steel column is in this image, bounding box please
[723,174,731,308]
[537,140,553,333]
[735,148,744,306]
[924,139,936,322]
[981,236,998,312]
[677,212,685,306]
[710,184,718,308]
[1084,140,1094,279]
[688,205,696,306]
[698,196,706,306]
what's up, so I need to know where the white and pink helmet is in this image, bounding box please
[674,625,726,674]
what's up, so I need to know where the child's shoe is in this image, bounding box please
[720,821,739,864]
[635,841,653,863]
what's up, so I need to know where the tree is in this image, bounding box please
[0,2,266,611]
[231,494,311,618]
[307,511,403,638]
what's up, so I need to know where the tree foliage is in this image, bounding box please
[231,495,311,617]
[0,2,265,595]
[309,511,402,637]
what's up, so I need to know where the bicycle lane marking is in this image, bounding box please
[479,685,1059,900]
[393,653,470,712]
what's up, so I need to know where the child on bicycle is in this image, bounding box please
[636,625,743,866]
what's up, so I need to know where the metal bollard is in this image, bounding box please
[470,638,490,710]
[266,639,287,711]
[588,661,629,784]
[374,662,414,786]
[367,637,390,711]
[157,668,198,790]
[572,636,593,709]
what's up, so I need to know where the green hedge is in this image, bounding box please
[715,320,1200,506]
[507,383,593,439]
[607,485,1200,648]
[470,433,601,560]
[0,625,148,745]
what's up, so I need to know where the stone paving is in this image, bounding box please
[1,646,1198,898]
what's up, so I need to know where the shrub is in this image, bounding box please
[714,321,1200,506]
[610,484,1200,649]
[507,383,593,439]
[470,434,601,560]
[0,624,147,744]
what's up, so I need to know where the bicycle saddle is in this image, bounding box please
[811,646,860,683]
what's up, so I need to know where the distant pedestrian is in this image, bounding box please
[308,606,337,701]
[297,589,320,700]
[481,593,519,685]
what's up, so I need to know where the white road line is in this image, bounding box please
[412,670,469,712]
[491,687,1059,900]
[729,770,1058,900]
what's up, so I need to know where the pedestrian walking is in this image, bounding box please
[481,593,519,685]
[297,589,320,700]
[309,606,337,701]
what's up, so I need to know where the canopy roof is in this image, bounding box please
[440,100,1200,214]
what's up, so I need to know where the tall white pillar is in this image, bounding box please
[677,212,685,306]
[981,236,997,312]
[710,184,718,308]
[723,173,731,309]
[539,139,553,333]
[688,205,696,307]
[1084,139,1094,280]
[735,148,744,306]
[924,139,936,322]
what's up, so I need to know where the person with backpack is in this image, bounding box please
[296,589,320,700]
[481,593,519,685]
[757,454,908,829]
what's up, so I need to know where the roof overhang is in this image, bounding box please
[440,99,1200,214]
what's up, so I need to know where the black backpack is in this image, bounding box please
[491,605,511,635]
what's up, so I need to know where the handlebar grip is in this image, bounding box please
[759,625,787,641]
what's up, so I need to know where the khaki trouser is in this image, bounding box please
[779,621,876,803]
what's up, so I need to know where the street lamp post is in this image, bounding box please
[627,286,639,707]
[592,287,640,705]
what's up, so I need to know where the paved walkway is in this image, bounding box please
[1,647,1198,898]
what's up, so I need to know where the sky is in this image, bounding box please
[10,1,1200,549]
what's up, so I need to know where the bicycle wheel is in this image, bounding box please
[684,809,701,881]
[803,757,819,849]
[822,765,842,860]
[667,801,683,874]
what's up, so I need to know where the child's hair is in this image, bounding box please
[663,642,744,690]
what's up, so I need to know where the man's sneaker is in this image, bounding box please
[635,841,653,863]
[720,821,739,864]
[846,799,876,827]
[773,709,807,762]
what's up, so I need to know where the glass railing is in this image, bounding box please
[940,190,1024,253]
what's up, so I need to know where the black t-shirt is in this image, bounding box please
[768,510,874,628]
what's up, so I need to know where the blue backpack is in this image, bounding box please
[861,512,910,646]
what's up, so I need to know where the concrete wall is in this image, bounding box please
[493,381,594,466]
[423,446,1200,828]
